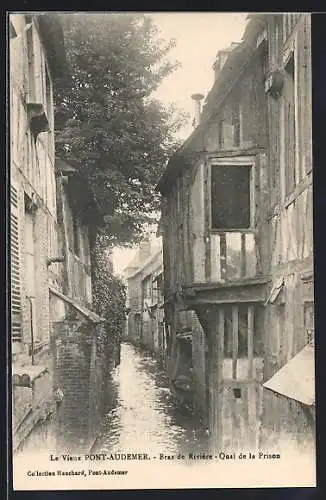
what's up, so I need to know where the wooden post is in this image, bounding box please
[207,329,214,445]
[247,305,254,379]
[241,232,246,277]
[207,309,218,452]
[216,307,225,450]
[220,233,227,280]
[232,305,239,379]
[204,161,211,281]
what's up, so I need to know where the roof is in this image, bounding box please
[123,251,142,277]
[140,246,163,278]
[263,344,315,406]
[123,243,162,280]
[156,14,267,195]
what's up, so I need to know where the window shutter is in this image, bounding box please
[11,184,22,342]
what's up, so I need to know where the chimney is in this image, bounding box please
[191,93,204,127]
[139,237,151,263]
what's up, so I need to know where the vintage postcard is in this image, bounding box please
[9,11,315,490]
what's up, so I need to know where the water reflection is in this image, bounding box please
[92,343,208,456]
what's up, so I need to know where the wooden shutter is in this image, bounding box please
[11,184,22,342]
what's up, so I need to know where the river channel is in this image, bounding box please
[92,342,209,457]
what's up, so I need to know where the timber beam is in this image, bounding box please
[182,277,269,305]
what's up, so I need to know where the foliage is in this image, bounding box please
[91,231,126,366]
[54,13,188,247]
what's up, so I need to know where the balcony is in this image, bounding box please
[209,230,257,282]
[184,230,267,306]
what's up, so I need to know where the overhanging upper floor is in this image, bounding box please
[182,276,269,306]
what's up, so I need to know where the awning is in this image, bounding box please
[49,286,105,324]
[55,158,78,176]
[263,344,315,406]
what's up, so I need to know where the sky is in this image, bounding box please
[112,12,248,276]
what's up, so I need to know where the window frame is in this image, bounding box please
[208,156,256,233]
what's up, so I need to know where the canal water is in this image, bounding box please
[92,342,209,457]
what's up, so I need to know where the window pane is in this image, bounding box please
[211,165,251,229]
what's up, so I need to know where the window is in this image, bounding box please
[142,276,151,300]
[152,281,158,302]
[224,305,248,358]
[223,305,264,359]
[284,53,296,196]
[211,164,251,230]
[156,274,164,301]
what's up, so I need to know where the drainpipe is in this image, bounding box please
[27,296,35,365]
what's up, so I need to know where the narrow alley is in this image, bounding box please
[92,343,209,457]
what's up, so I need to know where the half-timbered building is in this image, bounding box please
[260,13,314,455]
[9,13,67,451]
[9,14,110,454]
[157,13,314,454]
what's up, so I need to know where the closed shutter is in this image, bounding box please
[11,184,22,342]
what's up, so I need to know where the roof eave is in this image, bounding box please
[36,13,68,79]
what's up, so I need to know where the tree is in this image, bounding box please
[54,13,187,247]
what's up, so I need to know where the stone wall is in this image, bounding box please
[51,320,110,454]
